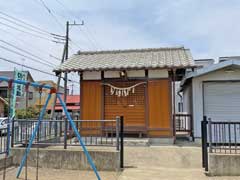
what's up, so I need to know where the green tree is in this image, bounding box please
[3,104,8,117]
[16,106,49,119]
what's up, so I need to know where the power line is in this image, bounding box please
[54,0,101,50]
[38,0,83,51]
[84,25,103,49]
[0,56,55,76]
[0,21,53,41]
[36,0,84,51]
[0,11,65,39]
[69,39,82,51]
[36,0,65,30]
[0,56,79,84]
[0,39,57,66]
[77,27,99,50]
[0,11,51,35]
[0,16,50,37]
[0,44,55,68]
[55,0,73,17]
[49,54,61,61]
[0,27,61,63]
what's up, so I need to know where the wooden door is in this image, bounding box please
[80,81,102,135]
[148,79,172,137]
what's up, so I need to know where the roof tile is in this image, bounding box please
[54,47,195,72]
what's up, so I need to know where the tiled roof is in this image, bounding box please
[54,47,195,72]
[56,95,80,104]
[47,95,80,111]
[50,106,80,111]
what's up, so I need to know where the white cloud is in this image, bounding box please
[153,0,240,59]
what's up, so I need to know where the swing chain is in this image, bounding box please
[36,86,43,180]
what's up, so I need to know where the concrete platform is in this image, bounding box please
[209,153,240,176]
[120,146,239,180]
[11,146,120,171]
[2,146,239,179]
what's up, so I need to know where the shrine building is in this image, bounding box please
[54,47,195,139]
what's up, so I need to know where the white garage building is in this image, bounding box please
[180,58,240,138]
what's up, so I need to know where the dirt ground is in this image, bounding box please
[0,167,119,180]
[1,146,240,180]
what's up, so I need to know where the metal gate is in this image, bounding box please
[201,116,240,171]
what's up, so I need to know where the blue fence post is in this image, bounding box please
[57,93,101,180]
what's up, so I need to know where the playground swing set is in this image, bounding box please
[0,76,102,180]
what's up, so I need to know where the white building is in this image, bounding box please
[180,57,240,138]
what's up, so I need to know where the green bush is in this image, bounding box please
[16,106,49,119]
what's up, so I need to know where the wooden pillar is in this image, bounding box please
[172,69,176,142]
[145,70,149,136]
[79,72,83,120]
[101,71,104,120]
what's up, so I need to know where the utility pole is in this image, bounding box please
[64,21,69,104]
[71,83,74,95]
[51,20,84,119]
[65,21,84,149]
[64,21,84,103]
[50,44,66,119]
[63,21,69,149]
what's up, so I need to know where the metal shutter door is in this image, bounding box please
[104,81,145,128]
[204,82,240,121]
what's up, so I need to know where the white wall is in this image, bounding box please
[83,70,169,79]
[104,70,145,78]
[183,84,192,114]
[148,69,168,78]
[104,71,120,78]
[174,81,182,113]
[82,71,101,80]
[192,67,240,137]
[126,70,145,77]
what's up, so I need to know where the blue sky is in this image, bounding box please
[0,0,240,89]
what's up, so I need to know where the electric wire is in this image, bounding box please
[0,11,52,35]
[0,45,55,68]
[77,27,99,50]
[35,0,83,50]
[0,9,81,91]
[0,56,79,84]
[37,0,65,30]
[54,0,101,50]
[0,16,50,37]
[0,27,61,63]
[0,21,53,41]
[0,56,55,76]
[0,5,80,85]
[0,39,57,66]
[0,11,66,40]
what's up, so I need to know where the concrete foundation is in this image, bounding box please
[149,138,174,145]
[209,153,240,176]
[0,156,12,170]
[11,147,120,171]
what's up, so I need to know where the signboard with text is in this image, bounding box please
[15,70,27,97]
